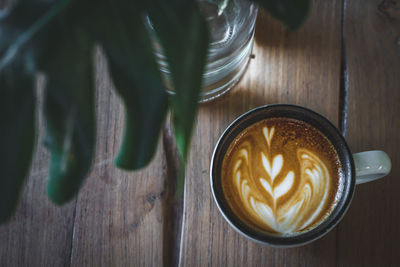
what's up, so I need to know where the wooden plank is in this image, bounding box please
[337,0,400,266]
[70,49,166,266]
[180,0,343,265]
[0,77,76,266]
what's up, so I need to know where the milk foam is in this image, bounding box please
[233,126,332,234]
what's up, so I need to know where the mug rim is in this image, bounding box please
[210,104,356,247]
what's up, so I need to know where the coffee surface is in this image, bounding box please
[221,118,342,235]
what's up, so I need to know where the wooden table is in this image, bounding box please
[1,0,400,266]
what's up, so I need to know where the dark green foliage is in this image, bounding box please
[0,0,309,222]
[146,0,210,195]
[253,0,310,30]
[42,22,96,205]
[0,58,36,222]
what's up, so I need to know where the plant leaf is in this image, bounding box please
[0,0,72,71]
[146,0,210,162]
[252,0,311,30]
[0,57,36,223]
[85,0,168,170]
[41,19,95,204]
[0,0,74,220]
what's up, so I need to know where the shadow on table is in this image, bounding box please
[254,9,286,49]
[254,8,331,51]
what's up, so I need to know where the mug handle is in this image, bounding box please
[353,150,391,184]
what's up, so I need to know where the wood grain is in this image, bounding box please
[3,0,399,265]
[0,77,76,267]
[337,0,400,266]
[179,0,343,266]
[69,49,166,266]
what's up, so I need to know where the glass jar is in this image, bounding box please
[146,0,258,102]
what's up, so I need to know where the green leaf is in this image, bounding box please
[146,0,210,162]
[0,57,36,223]
[252,0,311,30]
[0,0,74,221]
[0,0,72,71]
[86,0,168,170]
[42,21,95,205]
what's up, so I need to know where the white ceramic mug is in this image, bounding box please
[210,104,391,247]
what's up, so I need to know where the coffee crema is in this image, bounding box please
[221,118,343,235]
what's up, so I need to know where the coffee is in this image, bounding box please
[221,117,343,235]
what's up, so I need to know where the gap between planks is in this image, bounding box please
[336,0,349,265]
[161,121,184,267]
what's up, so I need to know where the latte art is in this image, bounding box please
[222,118,341,235]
